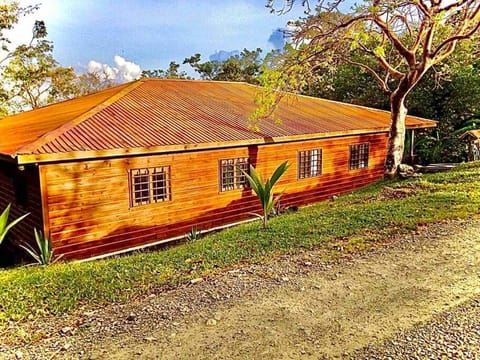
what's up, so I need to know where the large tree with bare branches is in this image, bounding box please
[257,0,480,176]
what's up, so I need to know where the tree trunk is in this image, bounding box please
[384,95,407,178]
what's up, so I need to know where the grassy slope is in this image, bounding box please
[1,162,479,327]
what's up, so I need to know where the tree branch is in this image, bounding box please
[372,15,416,66]
[431,5,480,63]
[343,57,392,95]
[356,42,405,80]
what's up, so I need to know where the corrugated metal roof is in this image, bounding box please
[0,79,436,162]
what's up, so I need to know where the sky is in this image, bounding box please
[8,0,307,80]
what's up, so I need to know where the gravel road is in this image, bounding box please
[1,217,479,360]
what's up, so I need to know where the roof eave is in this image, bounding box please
[17,127,391,165]
[16,119,437,165]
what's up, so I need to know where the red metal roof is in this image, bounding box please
[0,79,436,164]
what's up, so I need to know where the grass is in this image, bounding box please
[1,162,479,329]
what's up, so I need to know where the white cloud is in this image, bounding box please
[86,56,142,83]
[113,56,142,82]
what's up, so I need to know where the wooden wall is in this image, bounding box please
[40,132,388,259]
[0,163,43,265]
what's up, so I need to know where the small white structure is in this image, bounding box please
[459,129,480,161]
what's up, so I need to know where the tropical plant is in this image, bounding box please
[186,226,201,242]
[19,228,62,265]
[242,161,290,229]
[0,203,29,245]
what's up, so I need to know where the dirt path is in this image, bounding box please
[4,218,480,359]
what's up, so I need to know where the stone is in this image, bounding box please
[61,326,73,335]
[126,313,136,322]
[190,278,203,284]
[399,164,416,178]
[206,318,217,326]
[15,351,24,360]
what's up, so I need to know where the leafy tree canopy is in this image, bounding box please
[256,0,480,176]
[183,48,263,84]
[142,61,190,79]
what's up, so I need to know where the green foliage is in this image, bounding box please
[183,48,263,84]
[242,161,290,228]
[0,2,38,54]
[1,20,78,113]
[75,70,116,96]
[186,226,201,242]
[259,1,480,174]
[142,61,190,80]
[0,204,29,245]
[0,162,479,327]
[303,48,480,164]
[19,228,61,266]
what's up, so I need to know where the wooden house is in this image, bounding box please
[0,79,436,260]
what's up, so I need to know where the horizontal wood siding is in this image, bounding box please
[41,133,388,259]
[0,163,43,264]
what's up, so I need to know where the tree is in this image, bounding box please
[258,0,480,176]
[142,61,190,79]
[0,1,38,57]
[183,48,263,84]
[1,20,78,113]
[75,70,116,96]
[0,1,39,115]
[304,47,480,163]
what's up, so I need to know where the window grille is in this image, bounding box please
[349,143,369,170]
[220,157,249,192]
[298,149,322,179]
[130,166,171,207]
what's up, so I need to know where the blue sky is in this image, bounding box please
[11,0,306,78]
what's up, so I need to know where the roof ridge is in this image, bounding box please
[241,82,436,123]
[142,78,250,85]
[16,80,145,155]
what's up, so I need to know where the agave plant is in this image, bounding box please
[0,203,30,245]
[19,228,62,265]
[186,226,201,242]
[242,161,290,229]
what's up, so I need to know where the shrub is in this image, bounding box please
[19,228,62,265]
[0,204,29,245]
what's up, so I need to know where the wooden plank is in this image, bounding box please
[42,132,389,259]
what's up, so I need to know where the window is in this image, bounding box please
[349,143,369,170]
[129,166,171,207]
[220,157,249,192]
[298,149,322,179]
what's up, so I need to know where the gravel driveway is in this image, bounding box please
[2,218,480,360]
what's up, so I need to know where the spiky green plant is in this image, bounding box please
[242,161,290,229]
[0,204,29,245]
[19,228,62,265]
[186,226,201,242]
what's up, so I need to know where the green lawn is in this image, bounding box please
[1,162,479,328]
